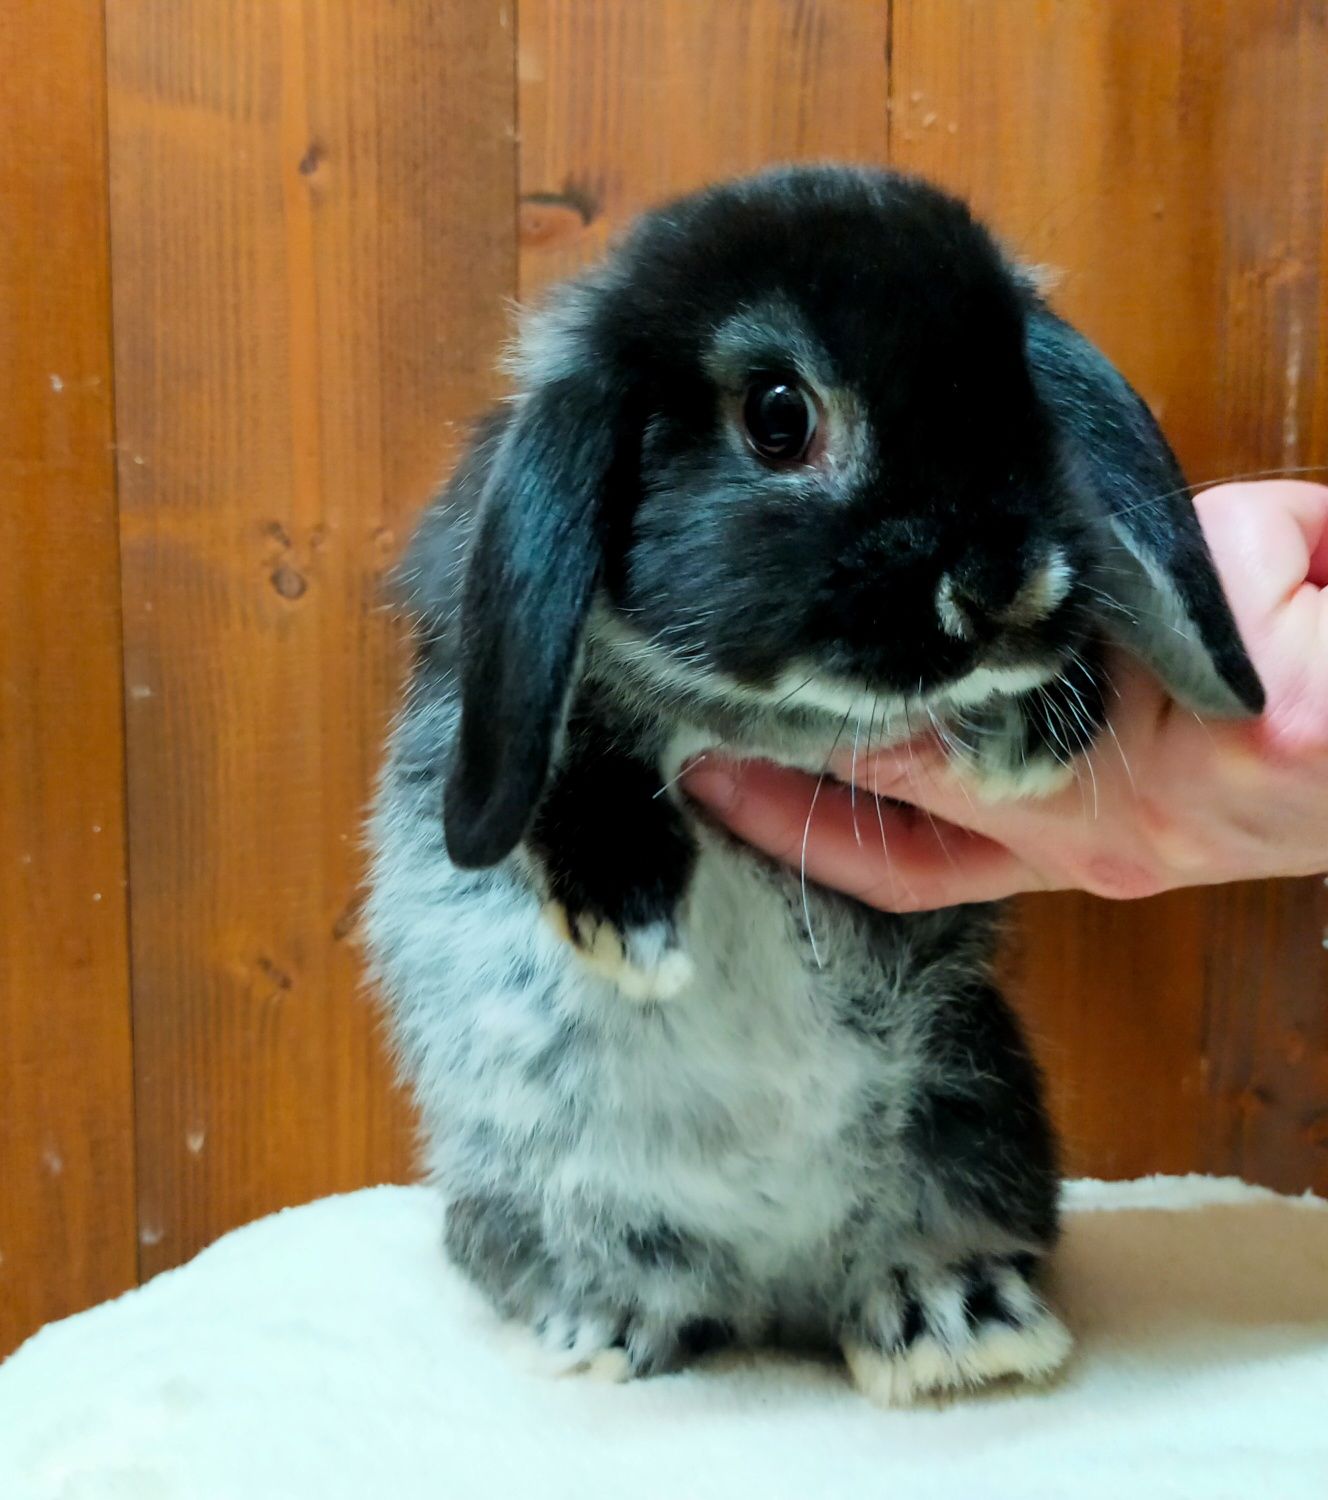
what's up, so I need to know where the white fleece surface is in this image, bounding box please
[1,1177,1325,1500]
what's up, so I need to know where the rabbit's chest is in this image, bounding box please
[532,840,923,1257]
[385,819,934,1262]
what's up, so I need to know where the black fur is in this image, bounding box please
[371,165,1264,1400]
[442,373,633,868]
[1025,311,1265,716]
[421,165,1260,876]
[527,696,695,965]
[905,982,1060,1245]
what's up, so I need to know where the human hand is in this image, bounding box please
[682,481,1328,911]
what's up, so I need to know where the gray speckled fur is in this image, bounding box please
[367,644,1052,1380]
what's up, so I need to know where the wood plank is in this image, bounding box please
[1191,0,1328,1195]
[106,0,516,1275]
[517,0,891,296]
[1199,878,1328,1194]
[890,0,1328,1184]
[1009,891,1212,1178]
[0,0,137,1354]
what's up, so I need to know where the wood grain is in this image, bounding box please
[890,0,1328,1182]
[517,0,891,296]
[1199,877,1328,1194]
[3,0,1326,1347]
[106,0,516,1275]
[0,0,137,1354]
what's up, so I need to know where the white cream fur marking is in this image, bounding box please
[594,610,1059,740]
[1005,547,1074,625]
[727,660,1056,724]
[844,1303,1072,1406]
[542,903,694,1002]
[935,574,973,640]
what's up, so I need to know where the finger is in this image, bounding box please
[830,739,1084,841]
[682,758,1041,910]
[1291,485,1328,586]
[1194,482,1328,621]
[1310,525,1328,590]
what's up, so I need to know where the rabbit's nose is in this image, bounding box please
[934,572,981,640]
[935,548,1073,639]
[933,554,1019,639]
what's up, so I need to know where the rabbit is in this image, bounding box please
[365,165,1263,1405]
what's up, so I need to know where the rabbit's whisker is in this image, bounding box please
[850,709,864,848]
[1111,462,1328,522]
[801,708,854,969]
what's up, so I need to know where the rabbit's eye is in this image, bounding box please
[741,377,817,463]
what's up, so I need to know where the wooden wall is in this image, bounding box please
[2,0,1325,1357]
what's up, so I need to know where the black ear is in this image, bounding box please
[442,365,628,869]
[1025,308,1264,717]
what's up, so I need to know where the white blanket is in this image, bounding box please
[2,1177,1325,1499]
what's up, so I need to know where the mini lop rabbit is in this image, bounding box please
[366,166,1262,1404]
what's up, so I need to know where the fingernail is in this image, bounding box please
[681,758,741,814]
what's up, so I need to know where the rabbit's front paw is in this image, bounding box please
[843,1255,1071,1407]
[543,903,694,1001]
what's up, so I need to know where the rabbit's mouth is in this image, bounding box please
[593,605,1102,799]
[670,682,1090,810]
[628,633,1105,806]
[594,601,1062,718]
[758,659,1062,725]
[741,653,1104,802]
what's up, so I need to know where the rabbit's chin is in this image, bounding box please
[594,614,1097,804]
[656,652,1094,812]
[761,658,1061,725]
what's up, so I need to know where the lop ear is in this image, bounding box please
[441,364,629,869]
[1025,308,1264,717]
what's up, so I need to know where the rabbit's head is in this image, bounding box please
[437,166,1263,867]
